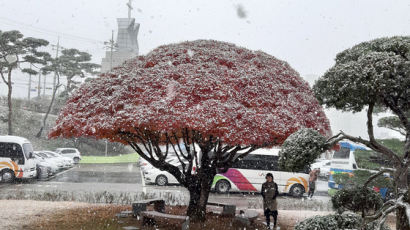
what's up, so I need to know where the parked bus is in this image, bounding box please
[0,136,37,182]
[328,143,392,199]
[211,148,309,197]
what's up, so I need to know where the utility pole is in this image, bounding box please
[27,64,32,103]
[103,30,117,72]
[52,38,60,95]
[37,72,41,98]
[43,73,46,97]
[103,31,117,156]
[110,30,114,70]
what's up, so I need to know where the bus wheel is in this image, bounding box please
[290,184,305,197]
[215,180,230,193]
[0,170,15,183]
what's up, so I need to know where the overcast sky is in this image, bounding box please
[0,0,408,139]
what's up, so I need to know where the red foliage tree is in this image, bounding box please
[49,40,331,221]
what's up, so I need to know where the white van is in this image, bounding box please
[211,148,310,197]
[0,136,37,182]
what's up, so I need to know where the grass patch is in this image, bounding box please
[328,188,338,197]
[80,153,140,164]
[28,205,268,230]
[27,205,133,230]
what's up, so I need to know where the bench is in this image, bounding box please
[234,210,259,229]
[141,211,189,230]
[132,199,165,216]
[207,202,236,217]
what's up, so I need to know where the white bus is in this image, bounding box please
[211,148,310,197]
[0,136,37,182]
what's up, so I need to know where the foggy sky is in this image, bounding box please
[0,0,408,139]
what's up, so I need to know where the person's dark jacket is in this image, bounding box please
[261,182,279,199]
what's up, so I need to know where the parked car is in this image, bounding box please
[34,153,59,174]
[46,151,74,168]
[43,151,73,168]
[34,151,65,170]
[140,157,189,173]
[55,148,81,164]
[143,166,182,186]
[310,159,331,179]
[32,154,54,179]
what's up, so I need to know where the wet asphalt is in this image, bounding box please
[51,163,142,184]
[0,163,330,202]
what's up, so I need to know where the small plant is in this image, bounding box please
[332,187,383,217]
[295,213,390,230]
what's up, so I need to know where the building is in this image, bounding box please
[101,0,140,73]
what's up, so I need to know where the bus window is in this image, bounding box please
[0,142,5,157]
[232,154,279,171]
[333,148,350,159]
[6,143,25,164]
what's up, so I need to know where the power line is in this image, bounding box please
[0,17,106,45]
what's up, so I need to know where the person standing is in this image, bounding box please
[308,168,320,199]
[261,173,279,229]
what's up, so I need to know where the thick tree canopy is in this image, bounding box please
[314,36,410,113]
[311,36,410,230]
[49,40,331,146]
[377,114,409,136]
[279,128,327,172]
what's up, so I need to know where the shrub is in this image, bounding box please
[295,213,390,230]
[331,187,383,216]
[279,128,326,172]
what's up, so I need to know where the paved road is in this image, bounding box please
[52,163,142,184]
[0,163,330,202]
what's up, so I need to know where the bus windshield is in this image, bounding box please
[333,148,350,159]
[22,143,34,159]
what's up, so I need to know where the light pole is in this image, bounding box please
[103,31,118,157]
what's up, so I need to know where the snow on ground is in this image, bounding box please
[0,200,90,230]
[0,199,397,229]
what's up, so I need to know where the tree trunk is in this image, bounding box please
[36,81,59,138]
[186,167,216,222]
[7,68,13,135]
[395,166,410,230]
[396,207,410,230]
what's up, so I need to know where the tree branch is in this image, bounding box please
[364,193,407,225]
[363,168,395,187]
[336,131,402,165]
[172,132,189,160]
[166,133,187,173]
[0,70,8,85]
[385,97,410,134]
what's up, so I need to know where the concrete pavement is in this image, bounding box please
[0,163,331,205]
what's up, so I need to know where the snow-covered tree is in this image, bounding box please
[332,187,383,218]
[57,48,100,95]
[377,112,409,136]
[0,30,49,135]
[49,40,331,221]
[311,36,410,230]
[279,128,327,172]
